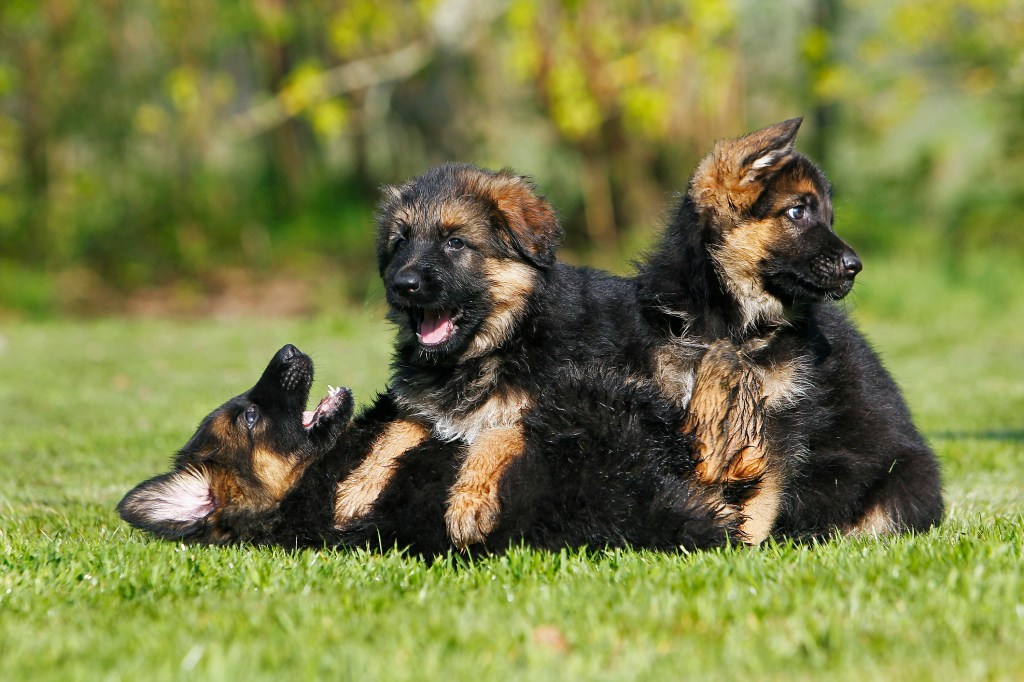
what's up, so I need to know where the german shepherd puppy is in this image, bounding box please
[119,124,938,548]
[335,164,660,549]
[117,345,742,553]
[116,344,353,543]
[637,119,944,540]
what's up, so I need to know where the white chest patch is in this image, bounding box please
[402,390,531,444]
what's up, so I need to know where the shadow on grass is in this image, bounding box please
[929,429,1024,442]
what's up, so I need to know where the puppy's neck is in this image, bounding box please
[392,362,528,444]
[710,257,786,333]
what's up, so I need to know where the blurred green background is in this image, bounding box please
[1,0,1022,317]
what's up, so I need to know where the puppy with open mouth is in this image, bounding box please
[117,345,745,554]
[333,163,666,549]
[117,123,941,551]
[117,344,354,544]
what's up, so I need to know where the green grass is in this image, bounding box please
[2,252,1023,681]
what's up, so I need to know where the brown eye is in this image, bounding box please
[244,405,259,428]
[787,206,806,221]
[446,237,465,251]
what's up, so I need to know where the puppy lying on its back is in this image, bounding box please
[117,344,353,544]
[118,345,745,554]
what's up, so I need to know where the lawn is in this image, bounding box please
[2,251,1023,681]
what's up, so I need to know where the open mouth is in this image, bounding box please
[414,308,460,347]
[302,385,350,429]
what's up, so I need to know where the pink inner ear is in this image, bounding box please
[141,468,216,523]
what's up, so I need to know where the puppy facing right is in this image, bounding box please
[638,119,944,541]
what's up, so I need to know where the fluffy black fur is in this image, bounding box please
[371,163,667,548]
[637,120,944,539]
[119,125,942,549]
[339,373,738,554]
[118,346,738,554]
[377,163,655,420]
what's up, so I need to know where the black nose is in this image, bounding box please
[840,251,862,277]
[392,269,421,294]
[279,344,299,360]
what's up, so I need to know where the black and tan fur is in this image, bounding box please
[120,125,942,550]
[638,119,944,540]
[341,164,659,548]
[117,344,352,543]
[117,346,743,554]
[119,167,761,553]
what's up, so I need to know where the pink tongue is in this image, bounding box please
[419,309,454,345]
[302,410,316,427]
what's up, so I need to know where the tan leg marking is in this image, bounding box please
[684,341,768,481]
[683,340,780,544]
[738,468,782,544]
[445,425,525,549]
[333,419,430,528]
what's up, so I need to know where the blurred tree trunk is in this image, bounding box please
[17,39,50,266]
[259,0,311,212]
[578,141,618,247]
[348,88,374,193]
[530,10,618,248]
[806,0,841,168]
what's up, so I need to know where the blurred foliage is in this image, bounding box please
[0,0,1022,315]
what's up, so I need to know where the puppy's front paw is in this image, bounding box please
[306,385,352,425]
[306,385,354,449]
[445,484,500,549]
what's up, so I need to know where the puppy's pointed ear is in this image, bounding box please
[484,171,562,268]
[737,118,802,183]
[117,467,217,540]
[691,118,803,220]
